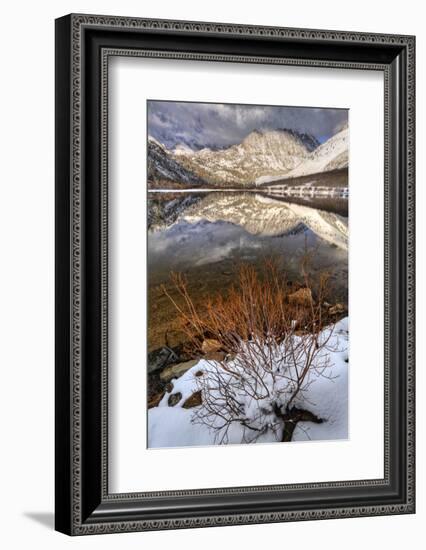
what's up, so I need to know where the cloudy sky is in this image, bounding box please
[147,100,347,150]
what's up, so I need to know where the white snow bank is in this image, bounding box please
[148,407,214,448]
[293,317,348,441]
[148,318,349,448]
[255,127,349,184]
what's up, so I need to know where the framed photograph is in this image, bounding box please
[55,14,415,535]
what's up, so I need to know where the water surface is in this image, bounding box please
[147,190,348,352]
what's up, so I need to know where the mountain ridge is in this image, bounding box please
[258,126,349,184]
[147,126,348,189]
[147,137,207,188]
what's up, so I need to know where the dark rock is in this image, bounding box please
[148,391,165,409]
[168,392,182,407]
[148,346,179,374]
[147,371,166,403]
[182,391,202,409]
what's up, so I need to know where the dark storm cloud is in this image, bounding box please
[147,101,347,150]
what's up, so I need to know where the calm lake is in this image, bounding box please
[147,190,348,354]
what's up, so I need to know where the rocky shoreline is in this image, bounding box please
[147,292,347,410]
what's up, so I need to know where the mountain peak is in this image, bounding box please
[147,124,347,188]
[241,128,319,152]
[173,142,195,156]
[276,128,320,151]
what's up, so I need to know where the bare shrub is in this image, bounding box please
[163,260,340,444]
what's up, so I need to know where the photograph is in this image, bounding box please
[147,100,349,448]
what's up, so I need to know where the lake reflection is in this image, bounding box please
[147,191,348,351]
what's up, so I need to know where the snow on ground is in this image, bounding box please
[292,317,348,441]
[283,127,349,180]
[148,407,213,448]
[148,318,349,448]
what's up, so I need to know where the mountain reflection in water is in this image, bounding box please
[147,191,348,351]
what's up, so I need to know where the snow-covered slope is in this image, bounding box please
[167,129,317,186]
[147,137,206,187]
[258,126,349,184]
[288,126,349,178]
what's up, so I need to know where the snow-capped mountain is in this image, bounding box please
[291,131,320,152]
[147,125,348,188]
[257,126,349,184]
[170,129,315,186]
[147,137,206,188]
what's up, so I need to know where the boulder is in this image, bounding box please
[201,338,222,354]
[288,287,313,306]
[182,391,202,409]
[160,359,199,382]
[148,391,164,409]
[329,303,346,315]
[204,351,226,362]
[147,346,178,374]
[168,392,182,407]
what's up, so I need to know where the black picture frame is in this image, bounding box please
[55,13,415,535]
